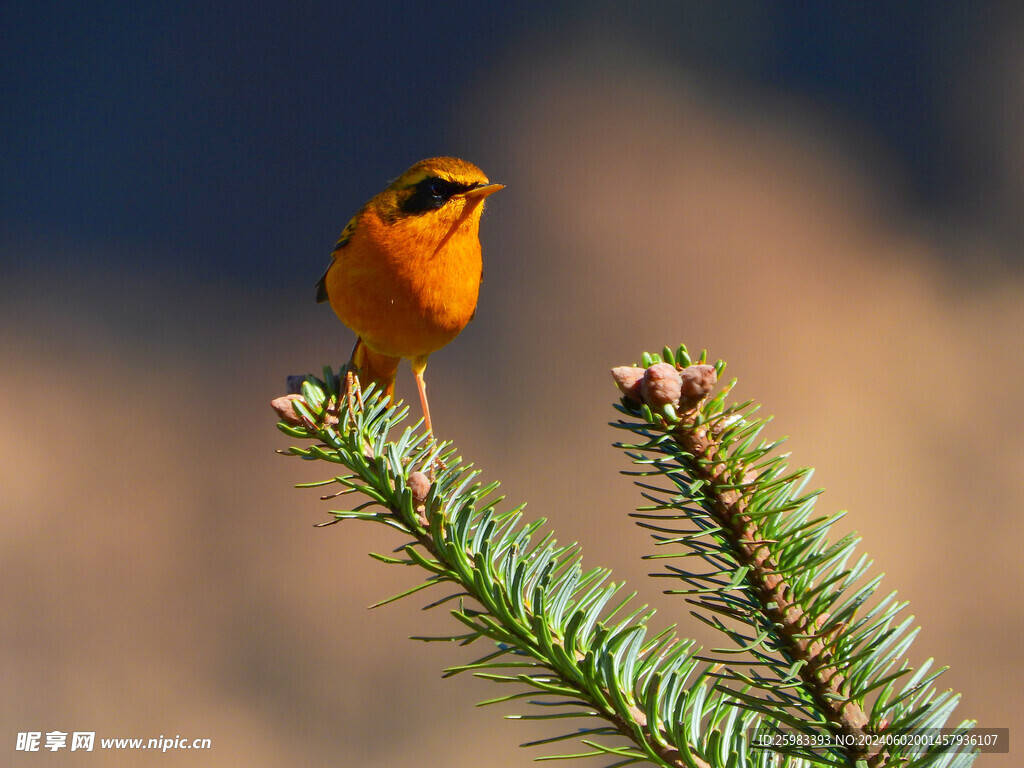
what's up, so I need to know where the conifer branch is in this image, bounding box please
[273,370,728,767]
[272,346,980,768]
[611,344,977,768]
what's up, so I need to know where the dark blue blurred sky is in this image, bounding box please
[1,1,1001,285]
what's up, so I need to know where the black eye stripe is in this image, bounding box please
[400,177,477,215]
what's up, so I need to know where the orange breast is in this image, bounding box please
[324,203,484,359]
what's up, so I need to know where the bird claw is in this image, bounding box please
[427,455,447,482]
[330,366,364,431]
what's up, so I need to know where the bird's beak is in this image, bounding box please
[462,183,505,200]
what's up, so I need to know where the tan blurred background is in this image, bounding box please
[3,3,1023,766]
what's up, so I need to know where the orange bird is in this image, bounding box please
[316,157,503,434]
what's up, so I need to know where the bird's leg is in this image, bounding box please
[340,366,364,431]
[411,355,433,436]
[411,355,445,478]
[335,339,366,430]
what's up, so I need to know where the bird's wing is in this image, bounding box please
[315,210,361,304]
[315,265,331,303]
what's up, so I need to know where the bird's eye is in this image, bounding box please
[401,177,457,214]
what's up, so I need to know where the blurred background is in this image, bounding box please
[3,2,1023,765]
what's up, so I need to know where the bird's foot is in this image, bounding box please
[333,367,364,430]
[424,438,447,481]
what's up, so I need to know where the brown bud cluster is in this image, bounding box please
[641,362,682,407]
[270,394,306,424]
[610,366,644,401]
[611,361,717,413]
[679,364,717,410]
[408,471,432,506]
[271,392,339,427]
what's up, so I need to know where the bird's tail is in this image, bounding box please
[350,339,400,398]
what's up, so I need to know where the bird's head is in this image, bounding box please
[374,157,503,228]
